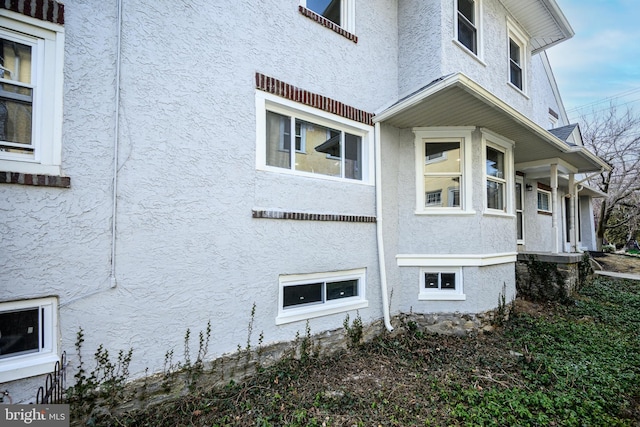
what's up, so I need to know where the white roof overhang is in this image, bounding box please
[374,73,610,174]
[500,0,574,53]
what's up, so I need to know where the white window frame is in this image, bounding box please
[276,268,368,325]
[454,0,483,59]
[0,11,64,176]
[515,175,525,244]
[0,297,59,383]
[414,127,474,215]
[256,91,374,185]
[300,0,355,33]
[482,129,514,216]
[419,267,465,301]
[537,189,552,213]
[507,19,527,94]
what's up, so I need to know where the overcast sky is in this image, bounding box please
[546,0,640,121]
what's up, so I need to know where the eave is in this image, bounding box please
[374,73,610,174]
[500,0,574,53]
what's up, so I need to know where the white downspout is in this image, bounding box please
[375,122,393,331]
[551,163,559,254]
[568,173,575,252]
[110,0,123,288]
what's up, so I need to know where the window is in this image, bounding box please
[414,128,474,214]
[300,0,355,33]
[419,267,465,300]
[507,21,527,92]
[482,131,513,214]
[486,146,506,210]
[456,0,479,54]
[276,268,368,324]
[0,12,64,175]
[537,189,551,213]
[515,176,524,243]
[0,297,58,383]
[257,92,373,184]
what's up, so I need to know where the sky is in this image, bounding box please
[546,0,640,122]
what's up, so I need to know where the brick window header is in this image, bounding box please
[1,0,64,25]
[255,73,374,126]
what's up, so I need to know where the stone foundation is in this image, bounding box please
[516,252,591,302]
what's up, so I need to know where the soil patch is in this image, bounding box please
[590,252,640,275]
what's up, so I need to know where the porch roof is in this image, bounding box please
[374,73,610,174]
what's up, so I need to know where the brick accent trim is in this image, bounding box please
[255,73,374,126]
[298,6,357,43]
[1,0,64,25]
[0,171,70,188]
[252,209,376,223]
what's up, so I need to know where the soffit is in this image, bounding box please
[374,74,608,173]
[500,0,574,53]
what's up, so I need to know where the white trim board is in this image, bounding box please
[396,252,517,267]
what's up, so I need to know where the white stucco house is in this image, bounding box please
[0,0,609,402]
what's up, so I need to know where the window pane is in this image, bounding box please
[510,62,522,88]
[266,111,291,169]
[538,192,550,211]
[425,190,442,206]
[486,147,504,178]
[487,181,504,210]
[299,122,341,177]
[509,39,520,64]
[424,273,439,289]
[441,273,456,289]
[344,133,362,180]
[515,182,522,210]
[425,176,460,207]
[307,0,341,26]
[0,308,39,358]
[0,38,33,148]
[517,211,523,240]
[425,142,460,173]
[458,0,474,23]
[283,283,323,307]
[327,279,358,300]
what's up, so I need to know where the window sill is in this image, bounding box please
[0,353,60,383]
[537,210,552,216]
[419,293,466,301]
[298,6,358,43]
[483,210,515,219]
[1,171,70,188]
[507,82,530,99]
[415,209,476,216]
[276,300,368,325]
[452,39,486,66]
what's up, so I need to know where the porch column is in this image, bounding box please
[551,163,559,254]
[568,173,576,252]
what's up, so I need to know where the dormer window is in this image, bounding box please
[457,0,478,54]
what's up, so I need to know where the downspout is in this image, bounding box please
[375,122,393,331]
[551,163,559,254]
[568,173,575,252]
[110,0,123,288]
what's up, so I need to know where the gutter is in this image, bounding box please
[374,122,393,331]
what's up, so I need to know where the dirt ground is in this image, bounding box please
[590,252,640,275]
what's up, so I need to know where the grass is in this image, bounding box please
[89,277,640,426]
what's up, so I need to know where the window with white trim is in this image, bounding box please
[515,176,524,243]
[0,297,59,383]
[455,0,480,55]
[257,92,373,184]
[276,268,367,325]
[414,128,474,214]
[419,267,465,300]
[482,131,514,214]
[537,189,551,213]
[300,0,355,33]
[507,21,527,92]
[0,12,64,176]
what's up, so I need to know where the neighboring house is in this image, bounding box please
[0,0,609,402]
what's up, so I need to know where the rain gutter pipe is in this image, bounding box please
[375,122,393,331]
[110,0,123,288]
